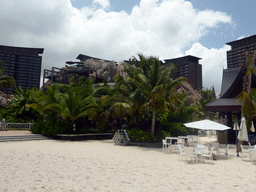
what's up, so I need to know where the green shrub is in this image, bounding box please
[127,128,155,143]
[31,118,71,136]
[154,130,171,143]
[160,122,194,137]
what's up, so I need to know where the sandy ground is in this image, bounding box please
[1,133,256,191]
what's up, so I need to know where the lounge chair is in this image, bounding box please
[202,147,214,164]
[240,145,251,160]
[177,144,185,160]
[184,147,197,164]
[251,149,256,164]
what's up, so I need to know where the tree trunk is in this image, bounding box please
[151,107,156,135]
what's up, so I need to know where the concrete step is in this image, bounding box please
[0,134,50,142]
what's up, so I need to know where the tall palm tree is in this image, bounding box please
[126,54,186,135]
[114,66,146,128]
[0,61,16,89]
[239,51,256,127]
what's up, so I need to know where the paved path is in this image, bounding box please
[0,130,33,136]
[0,130,50,142]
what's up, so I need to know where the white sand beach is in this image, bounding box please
[1,134,256,191]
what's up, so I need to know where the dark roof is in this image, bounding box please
[226,34,256,47]
[206,98,242,107]
[164,55,201,62]
[0,45,44,55]
[205,98,242,112]
[76,54,112,62]
[220,67,241,98]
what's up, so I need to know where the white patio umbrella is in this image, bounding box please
[184,119,231,131]
[237,117,248,141]
[233,122,239,130]
[250,122,255,132]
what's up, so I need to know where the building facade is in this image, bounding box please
[226,34,256,68]
[164,55,202,91]
[0,45,44,94]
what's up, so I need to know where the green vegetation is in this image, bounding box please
[0,54,218,142]
[0,61,16,89]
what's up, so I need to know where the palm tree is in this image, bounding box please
[238,51,256,127]
[0,61,16,89]
[126,53,186,135]
[198,87,216,119]
[10,86,42,121]
[114,67,146,128]
[167,92,199,123]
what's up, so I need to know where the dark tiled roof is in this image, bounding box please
[226,34,256,46]
[220,67,241,97]
[76,54,112,62]
[206,98,242,107]
[164,55,201,62]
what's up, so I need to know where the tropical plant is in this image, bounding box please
[126,53,186,135]
[167,92,199,123]
[198,87,216,119]
[0,61,16,88]
[238,51,256,128]
[9,86,42,121]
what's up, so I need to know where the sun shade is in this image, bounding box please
[184,119,231,131]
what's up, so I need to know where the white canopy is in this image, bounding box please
[184,119,231,131]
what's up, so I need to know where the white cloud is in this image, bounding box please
[185,43,231,95]
[93,0,110,8]
[0,0,232,88]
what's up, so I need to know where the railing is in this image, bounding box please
[1,123,34,130]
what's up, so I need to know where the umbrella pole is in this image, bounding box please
[235,119,239,157]
[225,115,228,156]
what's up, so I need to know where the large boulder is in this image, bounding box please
[177,82,202,104]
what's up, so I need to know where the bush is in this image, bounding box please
[127,128,155,143]
[154,130,171,143]
[160,122,194,137]
[31,117,71,136]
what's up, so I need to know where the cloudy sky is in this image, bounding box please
[1,0,255,95]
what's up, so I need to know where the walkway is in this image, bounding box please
[0,130,50,142]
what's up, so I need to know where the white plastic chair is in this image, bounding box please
[184,147,197,164]
[251,149,256,164]
[177,144,185,160]
[240,145,252,160]
[175,138,184,146]
[202,147,214,164]
[196,145,205,162]
[218,144,229,157]
[162,139,167,152]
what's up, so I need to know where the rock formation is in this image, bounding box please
[0,91,16,108]
[177,82,202,104]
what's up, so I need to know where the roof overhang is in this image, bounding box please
[205,98,242,112]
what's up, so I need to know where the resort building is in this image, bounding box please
[163,55,202,91]
[227,34,256,68]
[206,34,256,144]
[0,45,44,94]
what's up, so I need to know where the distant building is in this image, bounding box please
[206,34,256,144]
[163,55,202,91]
[0,45,44,94]
[226,34,256,68]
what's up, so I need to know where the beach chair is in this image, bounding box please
[175,138,184,146]
[251,149,256,164]
[240,145,251,160]
[218,144,229,157]
[211,142,219,156]
[184,147,197,164]
[202,147,214,164]
[162,139,167,152]
[177,144,185,160]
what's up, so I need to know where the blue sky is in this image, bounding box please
[0,0,255,95]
